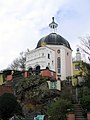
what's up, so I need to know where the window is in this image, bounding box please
[57,57,61,73]
[54,81,57,89]
[75,64,80,70]
[42,53,44,56]
[51,72,53,76]
[58,68,60,73]
[35,65,40,75]
[50,81,53,89]
[50,81,57,89]
[57,49,60,54]
[28,67,33,75]
[48,63,50,67]
[48,53,50,59]
[53,25,54,29]
[52,60,54,65]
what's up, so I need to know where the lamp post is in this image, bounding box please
[76,86,78,103]
[72,75,79,103]
[75,76,82,103]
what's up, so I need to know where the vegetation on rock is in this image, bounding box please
[80,95,90,112]
[47,98,72,120]
[13,75,60,115]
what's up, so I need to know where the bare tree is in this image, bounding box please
[79,36,90,88]
[8,51,27,71]
[79,35,90,62]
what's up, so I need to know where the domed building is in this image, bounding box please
[26,17,72,81]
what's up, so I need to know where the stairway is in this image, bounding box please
[25,113,36,120]
[74,104,87,120]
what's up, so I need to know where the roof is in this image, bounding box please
[36,33,71,49]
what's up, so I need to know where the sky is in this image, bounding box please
[0,0,90,70]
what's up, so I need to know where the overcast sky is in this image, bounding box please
[0,0,90,70]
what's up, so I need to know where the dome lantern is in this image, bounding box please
[49,17,58,33]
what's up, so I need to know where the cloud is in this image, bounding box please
[0,0,90,70]
[54,0,90,57]
[0,0,67,70]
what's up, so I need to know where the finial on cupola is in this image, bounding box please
[49,17,58,33]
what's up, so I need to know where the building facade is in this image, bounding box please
[25,17,72,81]
[72,48,90,86]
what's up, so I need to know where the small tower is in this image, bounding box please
[49,17,58,33]
[76,48,81,61]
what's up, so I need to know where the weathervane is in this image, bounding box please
[49,17,58,33]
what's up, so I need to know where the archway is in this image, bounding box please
[35,65,40,75]
[28,67,33,75]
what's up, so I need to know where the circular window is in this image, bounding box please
[57,49,60,54]
[67,52,69,56]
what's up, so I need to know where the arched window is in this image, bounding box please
[28,67,32,72]
[35,65,40,75]
[28,67,33,75]
[36,65,40,70]
[57,57,61,74]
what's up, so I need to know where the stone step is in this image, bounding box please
[75,116,86,118]
[75,118,87,120]
[75,111,84,114]
[74,109,83,111]
[74,104,87,120]
[74,107,83,109]
[75,113,84,116]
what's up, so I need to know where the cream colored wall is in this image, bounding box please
[0,74,4,85]
[47,80,61,91]
[26,47,55,71]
